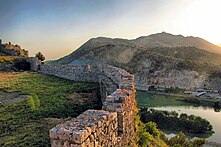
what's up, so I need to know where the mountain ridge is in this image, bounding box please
[56,32,221,64]
[54,32,221,90]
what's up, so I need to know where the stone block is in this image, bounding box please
[70,144,81,147]
[51,139,63,147]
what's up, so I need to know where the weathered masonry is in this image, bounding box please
[28,57,137,147]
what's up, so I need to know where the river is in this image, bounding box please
[137,91,221,143]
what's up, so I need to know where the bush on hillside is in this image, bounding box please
[35,52,45,61]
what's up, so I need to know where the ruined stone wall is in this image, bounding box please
[38,64,125,102]
[25,57,41,71]
[0,62,15,71]
[39,64,101,83]
[27,61,137,147]
[102,72,136,146]
[50,110,118,146]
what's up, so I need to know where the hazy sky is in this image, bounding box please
[0,0,221,60]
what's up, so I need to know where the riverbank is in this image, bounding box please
[136,91,221,143]
[140,90,221,110]
[140,108,213,135]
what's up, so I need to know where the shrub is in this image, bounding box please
[145,122,161,139]
[191,138,206,146]
[140,108,213,134]
[35,52,45,61]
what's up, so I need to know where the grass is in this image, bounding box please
[0,72,100,147]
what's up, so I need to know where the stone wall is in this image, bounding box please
[25,57,41,71]
[50,110,118,146]
[0,62,15,71]
[39,64,101,83]
[27,60,137,147]
[102,72,136,146]
[38,64,127,102]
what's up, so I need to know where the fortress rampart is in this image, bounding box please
[27,58,137,147]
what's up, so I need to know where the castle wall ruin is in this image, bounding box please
[27,58,137,147]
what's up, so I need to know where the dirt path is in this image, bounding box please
[0,89,28,106]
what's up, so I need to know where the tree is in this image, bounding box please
[170,111,179,118]
[145,121,160,139]
[35,52,45,61]
[168,132,189,146]
[192,138,206,146]
[180,113,188,120]
[138,131,151,147]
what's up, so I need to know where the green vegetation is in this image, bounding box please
[135,107,206,147]
[148,47,221,65]
[166,132,206,147]
[127,46,221,74]
[135,106,168,147]
[2,43,27,57]
[164,87,185,94]
[140,108,213,134]
[0,72,100,146]
[35,52,45,61]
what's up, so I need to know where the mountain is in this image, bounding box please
[56,32,221,64]
[133,32,221,54]
[55,32,221,90]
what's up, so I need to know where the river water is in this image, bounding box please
[137,91,221,143]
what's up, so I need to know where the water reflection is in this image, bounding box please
[137,91,221,143]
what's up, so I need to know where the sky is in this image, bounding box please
[0,0,221,60]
